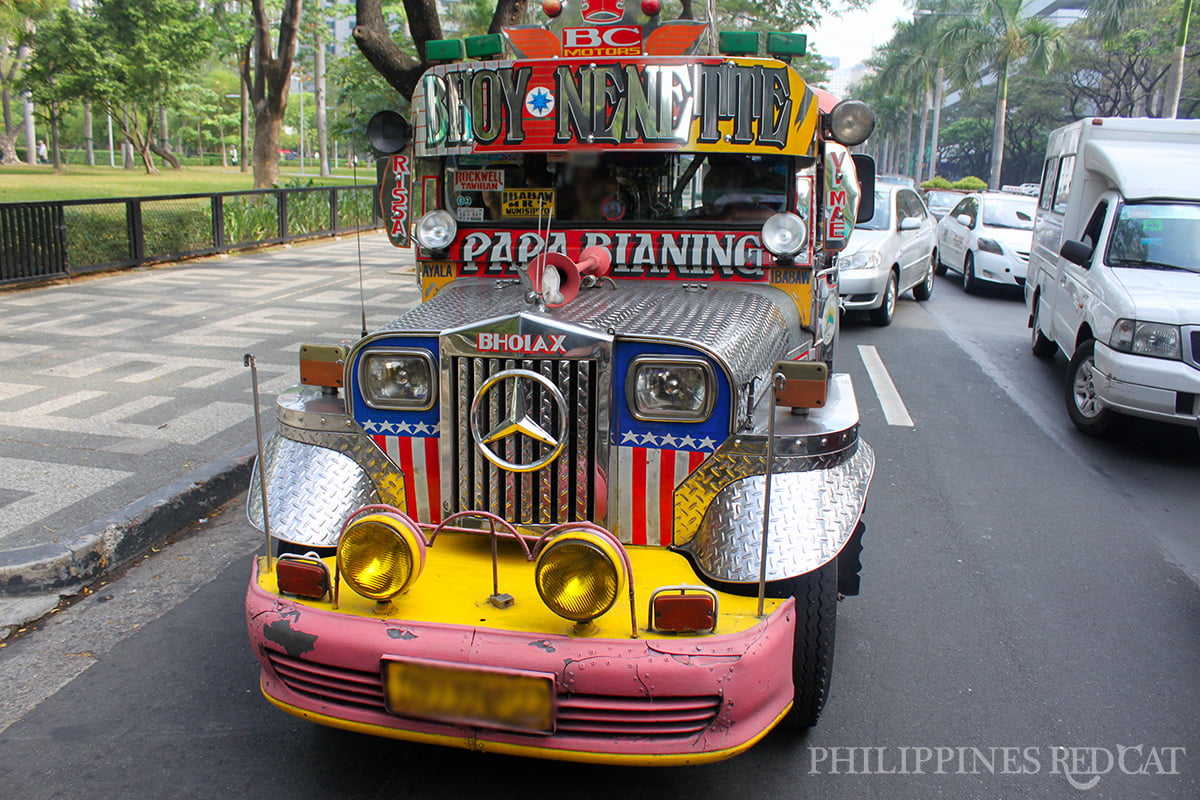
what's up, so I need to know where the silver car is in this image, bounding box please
[838,184,938,325]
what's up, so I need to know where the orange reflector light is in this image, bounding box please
[299,344,346,388]
[650,587,717,633]
[276,555,330,600]
[775,360,829,409]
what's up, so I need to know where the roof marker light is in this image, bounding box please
[718,31,759,56]
[424,39,464,63]
[465,33,505,60]
[766,31,807,60]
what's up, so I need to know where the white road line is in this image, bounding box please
[857,345,915,427]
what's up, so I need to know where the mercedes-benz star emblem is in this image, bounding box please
[470,369,568,473]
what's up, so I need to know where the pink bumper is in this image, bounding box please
[245,568,796,764]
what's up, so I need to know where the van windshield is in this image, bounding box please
[443,152,793,226]
[983,197,1036,230]
[1108,203,1200,273]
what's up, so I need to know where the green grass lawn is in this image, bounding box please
[0,164,375,203]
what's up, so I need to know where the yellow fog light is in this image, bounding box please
[337,513,426,601]
[535,530,625,622]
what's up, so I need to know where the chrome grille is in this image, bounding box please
[450,356,598,525]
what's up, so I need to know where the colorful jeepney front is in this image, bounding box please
[246,5,875,765]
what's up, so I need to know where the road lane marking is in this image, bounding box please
[857,345,914,427]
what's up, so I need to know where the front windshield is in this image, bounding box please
[982,197,1036,230]
[926,191,959,207]
[857,191,892,231]
[1109,203,1200,272]
[444,152,794,225]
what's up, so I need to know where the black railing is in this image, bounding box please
[0,184,383,287]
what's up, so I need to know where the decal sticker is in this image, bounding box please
[454,169,505,192]
[616,444,709,546]
[457,207,485,221]
[524,86,556,118]
[476,332,568,354]
[581,0,625,24]
[601,195,627,221]
[418,261,456,299]
[562,26,642,58]
[370,433,442,524]
[502,189,556,216]
[448,228,769,280]
[382,154,411,247]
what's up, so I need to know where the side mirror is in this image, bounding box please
[852,154,876,224]
[956,214,972,228]
[1060,239,1093,267]
[898,217,921,231]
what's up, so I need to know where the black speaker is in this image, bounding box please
[367,110,411,154]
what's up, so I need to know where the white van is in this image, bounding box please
[1025,117,1200,436]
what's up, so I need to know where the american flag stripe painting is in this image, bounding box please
[617,447,706,546]
[372,435,442,523]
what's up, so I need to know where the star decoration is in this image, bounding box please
[525,87,555,118]
[361,420,379,433]
[396,421,412,434]
[659,433,678,448]
[620,430,641,444]
[697,436,716,450]
[677,434,697,449]
[640,432,659,446]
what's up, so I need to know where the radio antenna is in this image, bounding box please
[351,155,368,339]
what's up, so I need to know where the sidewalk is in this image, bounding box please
[0,232,417,602]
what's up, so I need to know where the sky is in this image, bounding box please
[805,0,913,69]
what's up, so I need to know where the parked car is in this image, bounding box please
[1025,116,1200,436]
[924,189,966,220]
[935,191,1036,292]
[838,183,937,325]
[877,174,917,189]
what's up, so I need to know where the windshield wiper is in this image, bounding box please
[1110,258,1194,272]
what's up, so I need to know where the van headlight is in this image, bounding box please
[1109,319,1182,360]
[415,210,457,250]
[359,349,436,410]
[840,251,882,270]
[628,357,715,421]
[535,530,625,622]
[761,213,808,257]
[828,99,875,146]
[337,513,426,601]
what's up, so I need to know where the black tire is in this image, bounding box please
[913,252,935,301]
[869,271,898,326]
[1030,295,1056,358]
[1065,339,1118,436]
[934,249,948,276]
[779,560,839,728]
[962,251,978,294]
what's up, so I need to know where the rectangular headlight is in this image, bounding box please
[359,349,436,410]
[628,357,715,422]
[1109,319,1181,360]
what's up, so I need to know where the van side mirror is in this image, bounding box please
[956,214,972,228]
[851,154,875,224]
[898,217,920,231]
[1060,239,1093,267]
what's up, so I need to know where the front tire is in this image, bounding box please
[1065,339,1117,436]
[1030,296,1056,358]
[913,252,935,301]
[869,271,898,326]
[779,560,838,728]
[962,252,978,294]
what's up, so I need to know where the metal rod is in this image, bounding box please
[757,373,786,617]
[244,353,273,573]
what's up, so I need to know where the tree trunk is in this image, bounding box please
[928,64,944,181]
[240,50,251,173]
[252,106,283,187]
[83,101,96,166]
[353,0,440,99]
[488,0,528,32]
[23,92,36,165]
[915,84,930,185]
[1164,45,1186,119]
[903,108,913,178]
[150,141,182,169]
[989,62,1009,190]
[155,106,182,169]
[50,102,62,171]
[314,12,331,177]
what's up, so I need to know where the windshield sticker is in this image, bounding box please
[457,207,484,221]
[413,57,818,157]
[1142,219,1164,232]
[454,169,505,192]
[502,189,556,216]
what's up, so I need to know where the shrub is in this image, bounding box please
[922,176,953,190]
[951,176,987,191]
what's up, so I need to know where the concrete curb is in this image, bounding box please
[0,442,256,597]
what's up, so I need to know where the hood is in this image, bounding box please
[980,225,1034,252]
[1111,267,1200,325]
[842,229,892,256]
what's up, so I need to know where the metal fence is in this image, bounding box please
[0,184,383,287]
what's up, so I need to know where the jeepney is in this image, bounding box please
[244,0,877,765]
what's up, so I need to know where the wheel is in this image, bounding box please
[1030,295,1056,358]
[962,251,977,294]
[869,271,897,326]
[1065,339,1117,436]
[913,252,935,301]
[779,560,838,728]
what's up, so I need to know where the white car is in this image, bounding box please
[838,184,938,326]
[936,192,1036,292]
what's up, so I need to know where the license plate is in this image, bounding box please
[383,658,555,734]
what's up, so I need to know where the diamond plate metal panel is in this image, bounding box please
[680,442,875,583]
[247,434,378,547]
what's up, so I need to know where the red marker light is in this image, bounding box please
[276,556,330,600]
[543,0,563,16]
[641,0,661,14]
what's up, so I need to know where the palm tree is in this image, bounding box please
[942,0,1063,188]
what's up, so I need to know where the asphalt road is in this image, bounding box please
[0,273,1197,800]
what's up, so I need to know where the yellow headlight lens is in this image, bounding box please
[337,514,424,600]
[535,533,623,622]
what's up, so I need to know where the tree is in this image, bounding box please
[941,0,1062,189]
[243,0,304,187]
[0,0,57,165]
